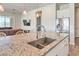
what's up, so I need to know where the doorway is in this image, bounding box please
[75,7,79,46]
[36,11,42,31]
[36,16,41,31]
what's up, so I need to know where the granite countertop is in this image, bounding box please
[0,32,68,56]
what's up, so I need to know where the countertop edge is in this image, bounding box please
[42,35,69,56]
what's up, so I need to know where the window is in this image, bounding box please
[0,16,11,27]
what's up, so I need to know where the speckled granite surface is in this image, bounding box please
[0,32,68,56]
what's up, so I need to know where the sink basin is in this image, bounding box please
[28,37,56,49]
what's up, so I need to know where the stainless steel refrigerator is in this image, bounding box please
[56,17,70,34]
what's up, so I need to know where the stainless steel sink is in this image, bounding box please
[28,37,56,49]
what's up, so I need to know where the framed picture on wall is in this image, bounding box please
[23,20,27,26]
[23,19,31,26]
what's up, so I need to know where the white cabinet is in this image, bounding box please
[63,37,69,55]
[57,37,69,56]
[46,37,69,56]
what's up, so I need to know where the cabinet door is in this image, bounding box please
[46,39,65,56]
[56,39,66,56]
[57,37,69,56]
[64,37,69,55]
[46,37,69,56]
[46,47,58,56]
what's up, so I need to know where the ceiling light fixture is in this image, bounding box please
[36,11,42,17]
[22,4,27,15]
[0,5,4,12]
[23,10,27,15]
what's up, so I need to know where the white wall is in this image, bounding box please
[57,9,70,18]
[41,4,56,32]
[0,12,21,29]
[69,4,75,45]
[21,4,56,32]
[57,4,75,45]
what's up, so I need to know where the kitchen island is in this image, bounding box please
[0,32,69,56]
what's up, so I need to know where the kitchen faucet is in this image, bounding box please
[36,25,46,39]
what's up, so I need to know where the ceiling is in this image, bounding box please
[1,3,71,14]
[1,3,50,13]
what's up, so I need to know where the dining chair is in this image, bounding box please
[0,32,6,37]
[16,30,25,35]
